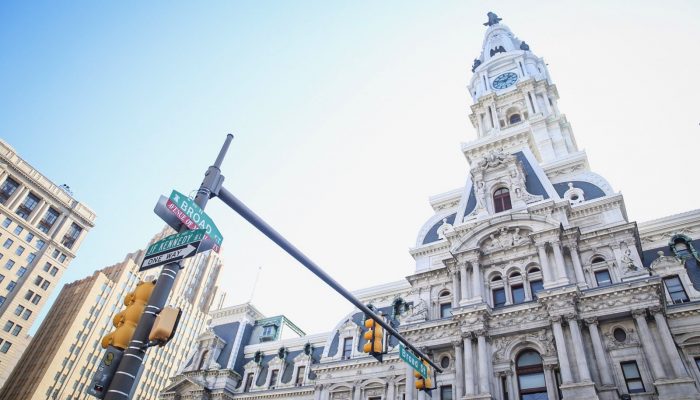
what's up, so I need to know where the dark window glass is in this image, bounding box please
[295,366,306,385]
[595,270,612,287]
[0,178,19,204]
[269,369,279,387]
[530,280,544,297]
[621,361,645,393]
[512,285,525,304]
[613,328,627,342]
[11,325,21,336]
[664,276,689,304]
[695,357,700,372]
[62,223,82,249]
[16,193,40,220]
[244,374,254,392]
[440,385,453,400]
[509,114,522,124]
[24,290,34,300]
[440,356,450,369]
[440,303,452,318]
[342,337,353,359]
[38,208,59,234]
[493,188,512,213]
[493,288,506,307]
[517,350,547,399]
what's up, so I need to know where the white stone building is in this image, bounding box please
[161,13,700,400]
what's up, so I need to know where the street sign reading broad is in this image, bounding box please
[399,344,428,379]
[153,190,224,253]
[140,230,206,271]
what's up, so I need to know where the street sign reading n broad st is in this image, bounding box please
[140,229,206,271]
[399,344,427,378]
[153,190,224,253]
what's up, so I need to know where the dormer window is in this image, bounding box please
[509,114,521,124]
[260,324,277,341]
[493,188,512,213]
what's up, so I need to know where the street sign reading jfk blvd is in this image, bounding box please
[153,190,224,253]
[140,229,205,271]
[399,344,427,378]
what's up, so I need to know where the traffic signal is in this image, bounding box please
[101,280,156,350]
[362,318,384,362]
[149,306,182,346]
[414,360,433,392]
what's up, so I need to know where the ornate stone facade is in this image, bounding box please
[162,13,700,400]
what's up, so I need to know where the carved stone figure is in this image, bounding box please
[405,299,428,323]
[621,249,638,271]
[471,58,482,72]
[520,41,530,51]
[437,218,454,239]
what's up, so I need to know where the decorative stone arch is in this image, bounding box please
[361,378,386,389]
[505,340,550,365]
[487,270,503,282]
[361,379,387,399]
[505,266,524,278]
[328,383,353,400]
[505,105,525,125]
[452,215,558,253]
[525,262,541,273]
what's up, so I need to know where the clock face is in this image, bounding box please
[492,72,518,89]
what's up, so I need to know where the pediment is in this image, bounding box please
[161,375,207,394]
[450,214,558,254]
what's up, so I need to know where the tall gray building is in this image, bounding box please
[162,13,700,400]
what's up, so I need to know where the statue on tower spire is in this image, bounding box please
[483,12,502,26]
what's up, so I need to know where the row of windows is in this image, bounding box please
[0,177,83,249]
[242,365,307,392]
[2,320,22,336]
[1,220,47,249]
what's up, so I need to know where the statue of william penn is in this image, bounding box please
[483,12,502,26]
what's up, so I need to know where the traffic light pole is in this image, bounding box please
[103,135,233,399]
[215,186,443,374]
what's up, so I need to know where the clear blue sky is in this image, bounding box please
[2,1,699,335]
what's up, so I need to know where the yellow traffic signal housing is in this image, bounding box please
[101,280,156,350]
[149,306,182,346]
[362,318,385,362]
[415,360,434,392]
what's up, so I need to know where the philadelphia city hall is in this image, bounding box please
[161,13,700,400]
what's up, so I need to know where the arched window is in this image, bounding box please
[198,349,209,370]
[516,350,547,399]
[509,114,522,124]
[439,290,452,318]
[493,188,512,213]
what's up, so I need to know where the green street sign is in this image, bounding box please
[145,229,206,257]
[399,344,427,378]
[166,190,223,252]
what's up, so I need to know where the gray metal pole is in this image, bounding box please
[104,134,234,399]
[216,186,443,373]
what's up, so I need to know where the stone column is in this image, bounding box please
[452,269,461,307]
[551,243,569,284]
[585,318,614,385]
[507,371,518,400]
[550,316,573,384]
[568,243,587,287]
[494,372,505,400]
[386,378,396,400]
[314,385,322,400]
[566,316,592,381]
[633,309,667,379]
[405,362,415,400]
[28,199,47,225]
[537,244,555,285]
[543,364,558,400]
[7,185,28,210]
[453,341,465,398]
[477,332,490,394]
[460,263,469,300]
[471,260,483,302]
[463,334,475,395]
[653,310,689,378]
[353,381,361,400]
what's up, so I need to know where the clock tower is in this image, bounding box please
[467,13,577,164]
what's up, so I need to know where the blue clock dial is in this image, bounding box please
[492,72,518,89]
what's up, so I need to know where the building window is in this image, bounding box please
[511,284,525,304]
[15,246,24,256]
[16,193,40,220]
[0,296,5,306]
[243,373,254,392]
[269,369,279,387]
[50,267,59,276]
[51,249,59,258]
[26,253,36,263]
[24,232,34,242]
[24,290,34,300]
[342,337,353,359]
[440,356,451,369]
[621,361,645,393]
[38,208,60,234]
[493,287,506,307]
[440,302,452,318]
[21,309,31,320]
[31,294,41,305]
[664,276,690,304]
[516,350,547,400]
[34,276,43,285]
[509,114,522,124]
[11,325,21,336]
[6,280,16,291]
[36,239,45,250]
[594,270,612,287]
[0,178,19,204]
[530,280,543,297]
[42,262,51,272]
[2,321,13,332]
[41,280,50,290]
[17,266,26,277]
[13,226,23,235]
[694,357,700,372]
[3,238,13,249]
[4,260,14,270]
[295,366,306,385]
[62,223,83,249]
[440,385,453,400]
[2,218,11,228]
[14,305,24,315]
[0,341,12,353]
[613,328,627,342]
[493,188,512,213]
[58,254,66,263]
